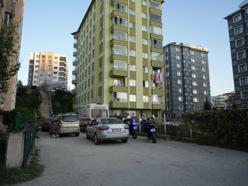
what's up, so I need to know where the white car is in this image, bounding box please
[86,118,129,145]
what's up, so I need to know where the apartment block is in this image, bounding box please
[72,0,165,118]
[0,0,24,111]
[28,52,68,89]
[225,0,248,106]
[164,43,211,117]
[211,95,227,109]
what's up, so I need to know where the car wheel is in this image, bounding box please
[122,138,128,143]
[94,134,100,145]
[75,133,80,137]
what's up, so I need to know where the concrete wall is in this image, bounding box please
[6,133,24,168]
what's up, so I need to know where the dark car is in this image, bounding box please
[41,117,53,132]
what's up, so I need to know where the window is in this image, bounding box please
[130,95,136,102]
[192,82,197,86]
[114,30,127,41]
[191,66,196,70]
[241,90,248,99]
[150,26,162,35]
[113,60,127,71]
[176,55,180,60]
[142,39,148,45]
[191,58,195,63]
[193,97,198,103]
[152,95,162,104]
[143,66,149,73]
[142,0,147,5]
[129,22,135,29]
[192,74,197,78]
[129,79,136,86]
[114,79,125,86]
[143,81,149,88]
[178,96,183,102]
[203,75,207,79]
[178,88,182,93]
[204,90,208,96]
[193,90,198,94]
[150,0,161,9]
[151,39,162,48]
[240,77,248,86]
[235,38,245,47]
[202,67,206,72]
[129,50,136,57]
[234,26,243,35]
[143,96,149,103]
[177,80,182,84]
[114,92,127,102]
[129,36,136,42]
[177,64,181,68]
[112,45,127,56]
[203,82,207,87]
[142,13,147,18]
[150,13,161,22]
[129,64,136,71]
[114,2,127,13]
[237,50,246,60]
[142,25,148,32]
[177,72,181,76]
[151,52,163,61]
[113,16,127,26]
[233,13,242,23]
[129,8,135,15]
[238,63,247,73]
[143,53,148,59]
[4,12,11,25]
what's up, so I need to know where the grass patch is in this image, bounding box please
[0,149,44,186]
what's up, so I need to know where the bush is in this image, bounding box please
[182,109,248,151]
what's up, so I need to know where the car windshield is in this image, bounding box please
[62,115,78,122]
[101,118,123,125]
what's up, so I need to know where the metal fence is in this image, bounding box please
[22,123,36,166]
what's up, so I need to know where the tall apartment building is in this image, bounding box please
[72,0,165,118]
[0,0,24,111]
[28,52,68,89]
[164,43,211,117]
[225,0,248,106]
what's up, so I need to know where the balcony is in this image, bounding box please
[152,103,164,110]
[111,24,128,33]
[73,42,78,49]
[73,61,77,66]
[151,60,164,68]
[73,51,78,57]
[110,86,128,93]
[111,0,128,5]
[110,69,128,77]
[72,70,77,76]
[111,10,128,19]
[152,88,164,96]
[110,101,128,109]
[110,39,128,47]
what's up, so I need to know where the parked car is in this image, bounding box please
[86,117,129,145]
[42,117,53,132]
[49,113,80,137]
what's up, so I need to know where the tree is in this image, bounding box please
[203,98,212,110]
[0,24,20,93]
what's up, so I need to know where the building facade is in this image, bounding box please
[0,0,24,111]
[28,52,68,90]
[72,0,165,119]
[225,0,248,106]
[211,95,227,109]
[164,43,211,117]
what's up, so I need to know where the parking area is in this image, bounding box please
[17,132,248,186]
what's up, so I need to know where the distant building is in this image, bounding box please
[164,42,211,117]
[0,0,24,111]
[225,0,248,106]
[72,0,165,119]
[211,95,227,109]
[28,52,68,90]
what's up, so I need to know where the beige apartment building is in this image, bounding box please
[28,52,68,89]
[0,0,24,111]
[72,0,165,119]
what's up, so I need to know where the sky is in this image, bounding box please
[19,0,244,96]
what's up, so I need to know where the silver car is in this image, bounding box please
[86,118,129,145]
[52,113,80,137]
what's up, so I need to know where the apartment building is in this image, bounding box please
[225,0,248,106]
[164,43,211,117]
[72,0,165,119]
[211,95,227,109]
[0,0,24,111]
[28,52,68,90]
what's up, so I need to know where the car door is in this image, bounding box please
[87,120,95,138]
